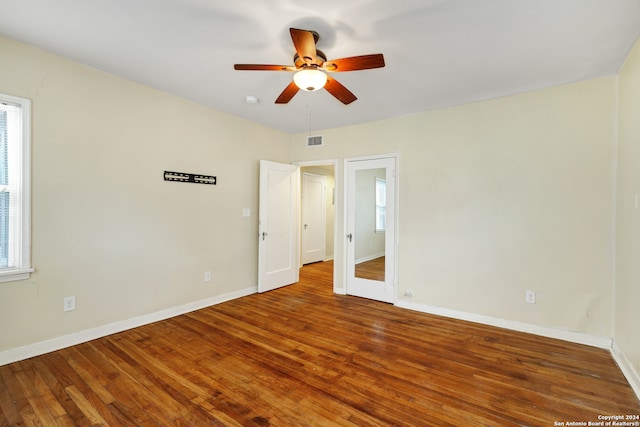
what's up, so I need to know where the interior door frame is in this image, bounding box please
[343,153,399,303]
[294,159,340,294]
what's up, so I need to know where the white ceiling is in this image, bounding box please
[1,0,639,134]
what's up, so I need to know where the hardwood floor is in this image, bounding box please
[1,260,638,426]
[355,256,385,282]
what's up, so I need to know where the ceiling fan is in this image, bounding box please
[234,28,385,105]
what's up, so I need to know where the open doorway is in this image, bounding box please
[301,172,328,265]
[295,160,337,292]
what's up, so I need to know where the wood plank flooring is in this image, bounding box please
[1,260,638,426]
[355,257,385,282]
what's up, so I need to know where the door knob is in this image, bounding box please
[347,233,353,242]
[261,232,268,240]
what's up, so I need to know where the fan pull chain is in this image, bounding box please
[306,91,312,137]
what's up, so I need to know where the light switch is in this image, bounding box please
[243,208,250,217]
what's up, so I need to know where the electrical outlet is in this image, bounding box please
[525,290,536,304]
[204,271,212,283]
[63,296,76,312]
[404,289,413,297]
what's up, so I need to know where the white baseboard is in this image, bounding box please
[0,286,257,367]
[395,300,613,349]
[612,341,640,400]
[355,252,384,264]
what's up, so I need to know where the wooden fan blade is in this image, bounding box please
[323,54,385,72]
[234,64,295,71]
[324,76,357,105]
[275,81,300,104]
[290,28,317,66]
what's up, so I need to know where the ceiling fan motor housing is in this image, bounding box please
[294,50,327,68]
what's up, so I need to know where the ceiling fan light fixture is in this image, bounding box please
[293,68,327,92]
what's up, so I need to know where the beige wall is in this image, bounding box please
[0,36,290,352]
[616,37,640,382]
[292,77,617,338]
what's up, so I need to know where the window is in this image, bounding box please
[375,177,386,232]
[0,93,32,282]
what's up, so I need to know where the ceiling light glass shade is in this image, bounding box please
[293,69,327,91]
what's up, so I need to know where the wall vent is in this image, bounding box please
[306,135,323,147]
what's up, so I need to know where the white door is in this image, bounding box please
[301,172,327,265]
[258,160,300,293]
[345,156,396,303]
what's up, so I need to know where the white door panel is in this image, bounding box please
[301,173,327,265]
[345,156,396,303]
[258,160,300,293]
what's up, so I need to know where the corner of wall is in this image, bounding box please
[612,341,640,400]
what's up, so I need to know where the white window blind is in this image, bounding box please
[0,93,32,282]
